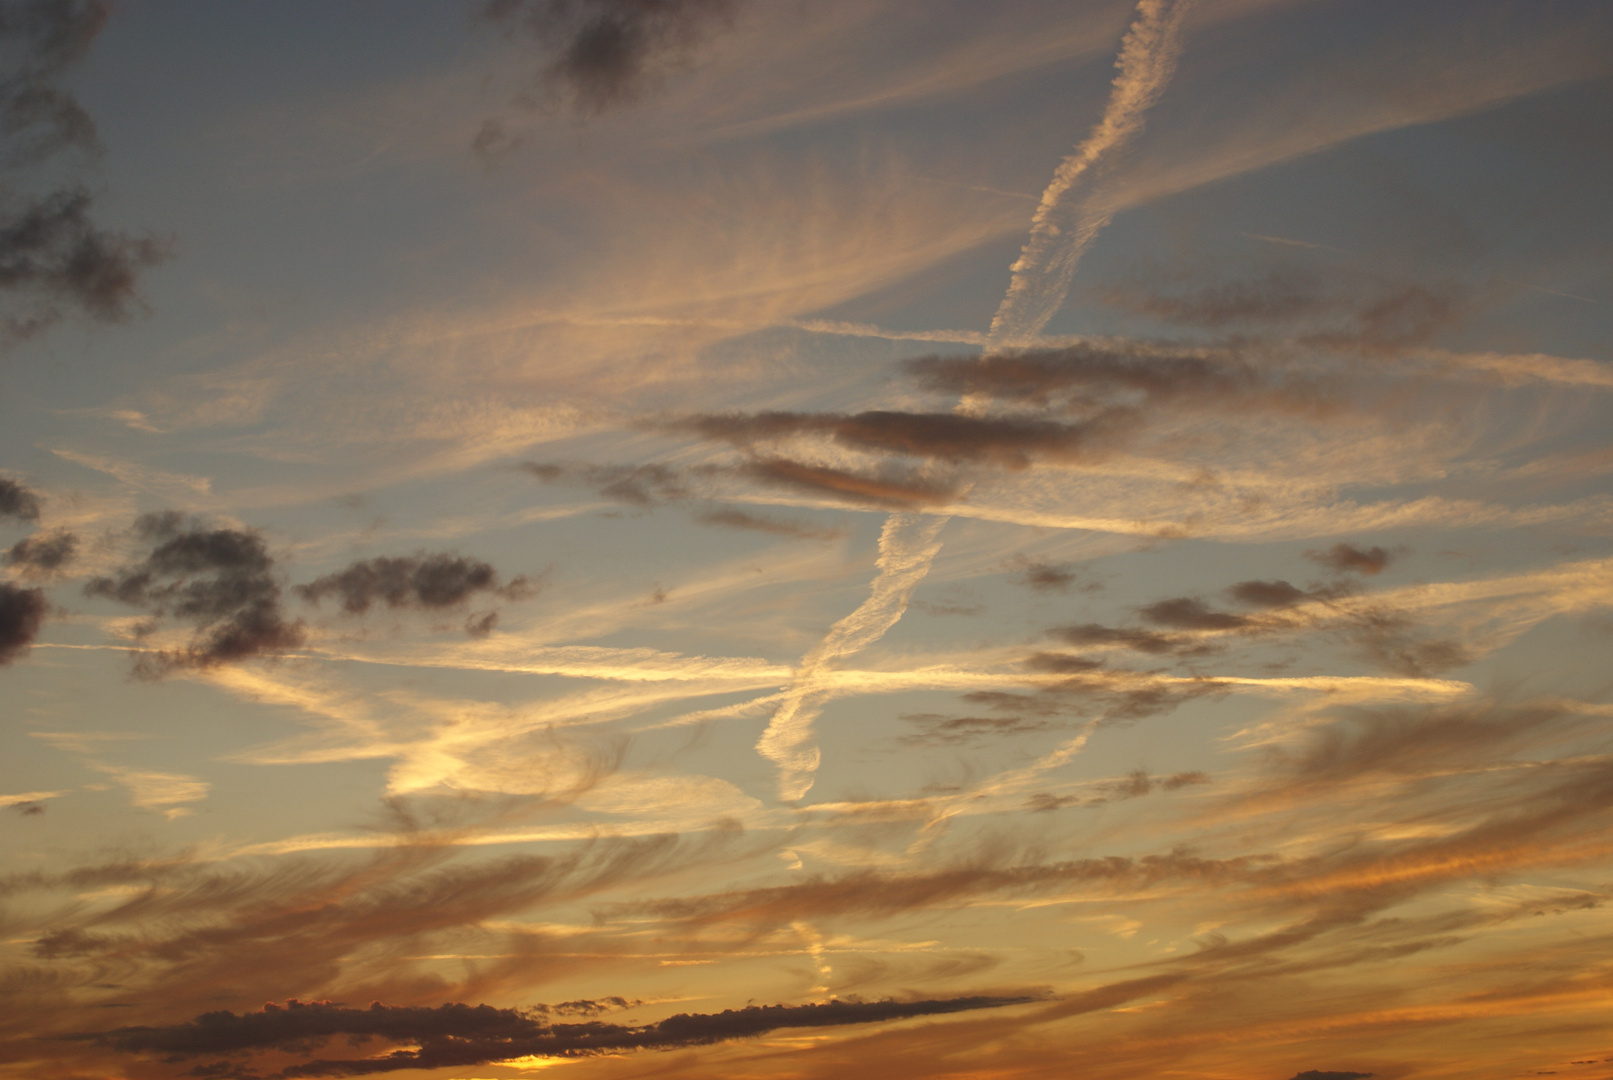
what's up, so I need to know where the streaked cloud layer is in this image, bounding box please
[2,2,1611,1079]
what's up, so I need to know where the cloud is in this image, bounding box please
[1051,623,1196,656]
[1027,768,1207,810]
[1008,557,1093,593]
[84,512,305,676]
[0,1,170,345]
[900,713,1053,747]
[5,527,76,576]
[904,345,1332,418]
[1286,1071,1373,1080]
[0,475,41,520]
[89,763,209,820]
[1227,579,1310,609]
[521,461,693,504]
[1306,543,1395,575]
[1103,268,1466,351]
[481,0,738,118]
[675,408,1137,470]
[0,187,172,345]
[741,457,962,509]
[1137,597,1252,631]
[294,552,534,636]
[0,0,109,164]
[693,506,843,541]
[92,994,1027,1076]
[0,580,47,664]
[757,513,946,799]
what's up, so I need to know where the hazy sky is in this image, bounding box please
[3,1,1612,1078]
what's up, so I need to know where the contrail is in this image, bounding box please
[754,1,1194,801]
[988,0,1194,348]
[757,513,947,800]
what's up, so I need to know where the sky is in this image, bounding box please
[2,1,1612,1078]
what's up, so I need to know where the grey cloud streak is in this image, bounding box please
[91,994,1028,1077]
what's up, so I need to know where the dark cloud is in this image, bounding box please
[1286,1072,1373,1080]
[1347,611,1470,677]
[903,345,1332,417]
[900,713,1052,746]
[1103,265,1465,351]
[1227,579,1309,608]
[0,187,171,345]
[694,506,843,541]
[1051,623,1196,656]
[92,994,1027,1076]
[965,667,1229,724]
[482,0,738,118]
[675,408,1137,469]
[1007,557,1094,593]
[5,527,76,576]
[742,457,961,509]
[0,580,47,664]
[522,461,693,504]
[0,0,110,164]
[295,553,532,615]
[11,800,45,815]
[0,475,41,520]
[0,1,169,345]
[1306,543,1395,575]
[1021,652,1104,674]
[532,997,638,1017]
[1138,597,1252,631]
[84,513,304,676]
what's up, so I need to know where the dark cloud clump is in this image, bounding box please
[1138,597,1251,631]
[1306,543,1395,575]
[0,188,171,344]
[6,527,76,575]
[1008,557,1094,593]
[1287,1072,1374,1080]
[296,553,531,614]
[1,1,171,345]
[84,512,304,676]
[92,994,1028,1076]
[1227,579,1309,608]
[483,0,738,117]
[0,579,47,664]
[0,475,42,519]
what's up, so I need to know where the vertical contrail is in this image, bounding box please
[756,0,1193,801]
[988,0,1194,348]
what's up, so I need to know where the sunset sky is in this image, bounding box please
[3,2,1612,1078]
